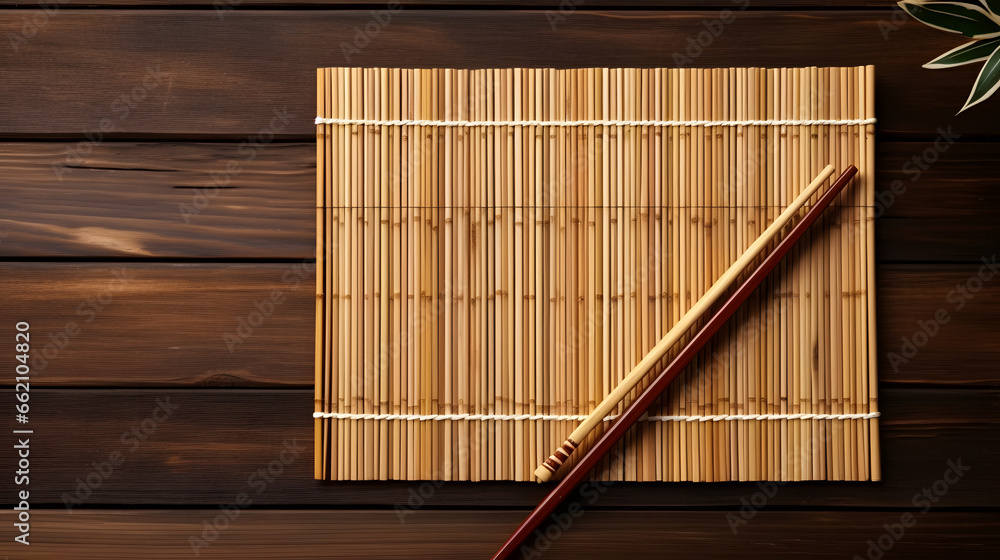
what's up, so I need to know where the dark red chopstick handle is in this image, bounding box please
[492,165,858,560]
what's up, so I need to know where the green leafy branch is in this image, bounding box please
[899,0,1000,112]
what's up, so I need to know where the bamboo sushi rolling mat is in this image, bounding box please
[314,66,879,482]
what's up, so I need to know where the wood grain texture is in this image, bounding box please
[0,388,994,507]
[12,510,998,560]
[876,265,1000,385]
[876,143,1000,219]
[3,142,997,260]
[876,220,1000,263]
[0,1,898,7]
[0,142,314,259]
[2,264,997,386]
[1,11,997,138]
[0,263,314,386]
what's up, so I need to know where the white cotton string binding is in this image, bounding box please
[314,117,877,127]
[312,411,880,422]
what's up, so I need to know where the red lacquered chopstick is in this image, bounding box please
[492,164,858,560]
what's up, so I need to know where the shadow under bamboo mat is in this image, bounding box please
[314,66,878,482]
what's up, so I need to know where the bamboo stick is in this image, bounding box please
[555,68,567,481]
[538,68,549,478]
[817,66,829,480]
[839,65,851,481]
[414,68,425,481]
[541,68,554,483]
[315,68,327,480]
[805,66,817,480]
[405,69,416,481]
[342,67,353,480]
[512,68,525,480]
[865,64,880,481]
[456,68,470,481]
[328,68,340,481]
[828,66,843,481]
[725,67,736,481]
[846,65,856,480]
[377,67,391,481]
[485,69,495,480]
[399,68,411,481]
[622,71,634,476]
[348,67,360,480]
[470,69,482,481]
[777,67,789,481]
[499,68,511,481]
[439,68,453,481]
[652,68,665,481]
[319,67,330,481]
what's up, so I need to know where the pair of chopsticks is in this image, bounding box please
[493,164,858,559]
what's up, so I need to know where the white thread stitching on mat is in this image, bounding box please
[312,411,880,422]
[314,117,877,127]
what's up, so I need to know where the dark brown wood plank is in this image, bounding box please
[2,263,996,386]
[14,510,999,559]
[877,265,1000,385]
[0,1,896,6]
[0,388,994,507]
[3,141,997,260]
[872,141,1000,261]
[876,142,1000,220]
[1,10,997,138]
[0,263,314,386]
[876,219,1000,263]
[0,142,314,259]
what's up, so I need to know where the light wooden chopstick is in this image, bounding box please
[534,163,838,482]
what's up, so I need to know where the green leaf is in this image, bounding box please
[898,1,1000,38]
[960,41,1000,111]
[924,37,1000,67]
[981,0,1000,21]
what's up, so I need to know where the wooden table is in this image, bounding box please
[1,1,998,558]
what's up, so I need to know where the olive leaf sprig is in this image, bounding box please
[899,0,1000,112]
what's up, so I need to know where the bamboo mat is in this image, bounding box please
[314,66,879,482]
